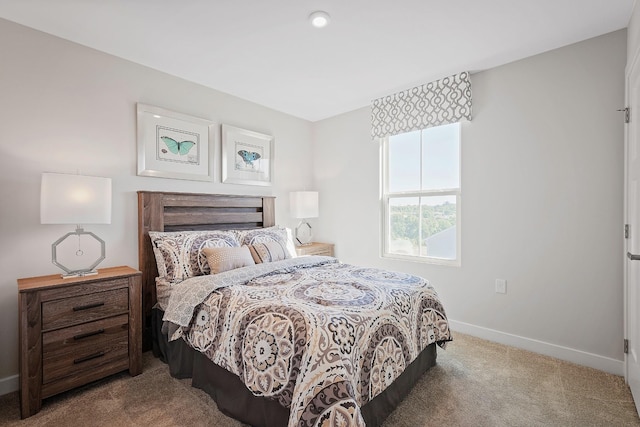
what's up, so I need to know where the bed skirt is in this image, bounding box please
[152,307,438,426]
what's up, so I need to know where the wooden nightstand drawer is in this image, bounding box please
[42,287,129,331]
[42,314,129,384]
[295,242,334,257]
[42,358,130,399]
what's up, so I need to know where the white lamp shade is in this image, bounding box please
[290,191,319,219]
[41,173,112,224]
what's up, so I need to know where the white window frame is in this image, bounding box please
[380,124,461,266]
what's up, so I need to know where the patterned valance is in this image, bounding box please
[371,71,472,139]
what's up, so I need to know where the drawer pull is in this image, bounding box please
[72,302,105,312]
[73,329,105,341]
[73,351,105,364]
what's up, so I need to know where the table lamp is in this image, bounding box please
[40,172,112,278]
[290,191,318,245]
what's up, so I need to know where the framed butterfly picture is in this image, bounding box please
[221,124,273,186]
[137,103,215,181]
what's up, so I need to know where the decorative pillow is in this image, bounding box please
[235,225,296,259]
[149,230,240,283]
[203,246,255,274]
[248,241,289,264]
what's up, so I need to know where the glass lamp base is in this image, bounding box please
[52,226,106,278]
[61,270,99,279]
[295,220,313,245]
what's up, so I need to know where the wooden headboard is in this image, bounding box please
[137,191,275,350]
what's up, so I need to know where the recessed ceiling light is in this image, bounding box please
[309,11,330,28]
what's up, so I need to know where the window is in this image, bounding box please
[382,123,461,265]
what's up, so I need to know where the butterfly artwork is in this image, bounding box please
[160,136,196,156]
[237,149,261,168]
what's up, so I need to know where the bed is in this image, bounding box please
[137,191,451,427]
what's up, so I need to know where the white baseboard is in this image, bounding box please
[449,319,624,376]
[0,374,18,396]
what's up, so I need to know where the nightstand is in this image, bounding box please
[295,242,334,257]
[18,266,142,418]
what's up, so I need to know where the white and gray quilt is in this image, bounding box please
[163,256,451,427]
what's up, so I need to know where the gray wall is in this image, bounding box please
[0,18,314,388]
[313,30,627,372]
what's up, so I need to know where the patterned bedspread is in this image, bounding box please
[163,256,451,427]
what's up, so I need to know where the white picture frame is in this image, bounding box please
[221,124,273,186]
[137,103,215,182]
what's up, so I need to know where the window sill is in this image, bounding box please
[381,252,461,267]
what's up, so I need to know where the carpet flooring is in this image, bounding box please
[1,333,639,426]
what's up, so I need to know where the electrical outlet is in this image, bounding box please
[495,279,507,294]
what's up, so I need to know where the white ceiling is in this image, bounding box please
[0,1,634,121]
